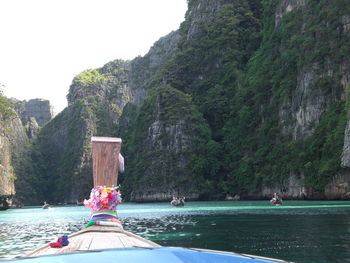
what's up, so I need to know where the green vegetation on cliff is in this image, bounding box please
[144,0,349,196]
[160,0,262,141]
[15,96,119,204]
[122,84,220,199]
[0,90,14,121]
[221,0,349,194]
[13,0,350,203]
[73,69,107,87]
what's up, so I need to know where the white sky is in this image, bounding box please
[0,0,187,114]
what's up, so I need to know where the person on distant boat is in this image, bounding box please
[179,197,185,207]
[171,196,185,207]
[42,201,49,209]
[118,153,124,173]
[270,193,282,205]
[171,196,178,206]
[171,196,180,206]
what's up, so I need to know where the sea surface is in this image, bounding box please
[0,200,350,262]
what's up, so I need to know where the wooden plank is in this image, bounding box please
[89,233,117,250]
[120,235,135,247]
[70,233,94,250]
[91,137,121,187]
[26,227,160,257]
[123,233,158,247]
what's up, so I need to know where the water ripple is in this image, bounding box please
[0,201,349,262]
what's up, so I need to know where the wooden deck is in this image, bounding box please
[27,224,160,257]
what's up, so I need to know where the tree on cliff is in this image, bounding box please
[0,87,14,122]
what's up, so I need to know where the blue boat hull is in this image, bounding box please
[7,247,290,263]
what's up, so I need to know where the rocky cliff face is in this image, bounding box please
[269,0,350,199]
[185,0,222,40]
[258,171,350,200]
[341,65,350,167]
[128,30,181,106]
[275,0,305,27]
[122,85,211,202]
[67,60,133,126]
[118,28,218,201]
[12,98,54,127]
[31,104,96,203]
[0,110,29,206]
[279,66,333,140]
[27,60,133,203]
[34,24,205,203]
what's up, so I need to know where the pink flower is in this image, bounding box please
[84,186,122,213]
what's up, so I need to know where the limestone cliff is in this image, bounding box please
[275,0,305,27]
[122,85,213,202]
[25,28,198,203]
[184,0,222,40]
[0,109,29,207]
[27,104,96,203]
[257,0,350,199]
[12,98,54,127]
[11,98,54,140]
[128,30,181,106]
[118,30,182,139]
[27,60,134,203]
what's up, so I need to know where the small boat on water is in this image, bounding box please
[170,196,185,207]
[42,201,49,209]
[270,193,282,206]
[19,137,290,263]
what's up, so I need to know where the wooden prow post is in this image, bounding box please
[91,137,122,187]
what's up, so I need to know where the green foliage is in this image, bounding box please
[17,94,118,204]
[159,0,261,142]
[73,69,106,88]
[122,84,220,199]
[0,90,14,121]
[123,0,349,197]
[26,102,87,203]
[296,102,347,190]
[13,144,39,205]
[221,0,349,194]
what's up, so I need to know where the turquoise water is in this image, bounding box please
[0,200,350,262]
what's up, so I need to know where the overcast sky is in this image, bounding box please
[0,0,187,113]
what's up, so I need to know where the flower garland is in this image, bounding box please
[84,186,122,213]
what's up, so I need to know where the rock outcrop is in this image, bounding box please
[28,60,134,203]
[30,104,96,203]
[123,85,210,202]
[128,30,181,106]
[184,0,222,40]
[12,98,54,128]
[0,110,29,208]
[275,0,306,27]
[272,0,350,199]
[324,173,350,200]
[279,66,329,140]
